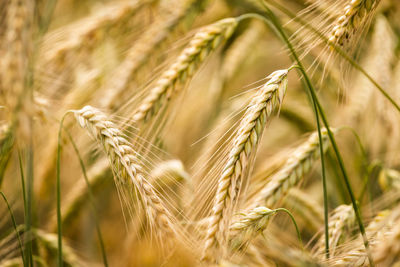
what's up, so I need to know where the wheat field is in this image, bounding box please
[1,0,400,266]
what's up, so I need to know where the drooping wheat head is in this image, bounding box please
[328,0,381,47]
[99,0,203,110]
[73,105,177,239]
[229,206,275,252]
[131,18,238,123]
[202,69,289,262]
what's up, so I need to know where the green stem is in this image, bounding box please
[0,192,26,266]
[65,130,109,267]
[38,0,59,34]
[338,126,367,159]
[338,126,371,203]
[274,208,303,248]
[26,135,34,267]
[237,11,330,259]
[18,150,27,215]
[255,5,374,266]
[17,150,28,267]
[56,114,69,267]
[265,0,400,113]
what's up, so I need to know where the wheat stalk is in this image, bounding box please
[132,17,238,123]
[329,0,381,47]
[248,128,331,209]
[73,105,176,237]
[202,69,289,262]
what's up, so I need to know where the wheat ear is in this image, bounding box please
[202,69,289,261]
[332,209,391,266]
[317,204,355,257]
[374,219,400,265]
[43,0,146,66]
[249,129,331,209]
[329,0,381,47]
[378,168,400,192]
[100,0,201,109]
[74,105,176,236]
[33,229,82,266]
[132,18,238,123]
[229,206,275,251]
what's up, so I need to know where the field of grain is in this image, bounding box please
[1,0,400,266]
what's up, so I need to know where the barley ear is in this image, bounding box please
[202,69,289,262]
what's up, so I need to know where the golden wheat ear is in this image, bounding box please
[131,18,238,124]
[314,204,355,258]
[373,216,400,266]
[229,206,276,252]
[73,106,178,240]
[98,0,203,110]
[201,69,290,262]
[328,0,381,47]
[331,209,394,266]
